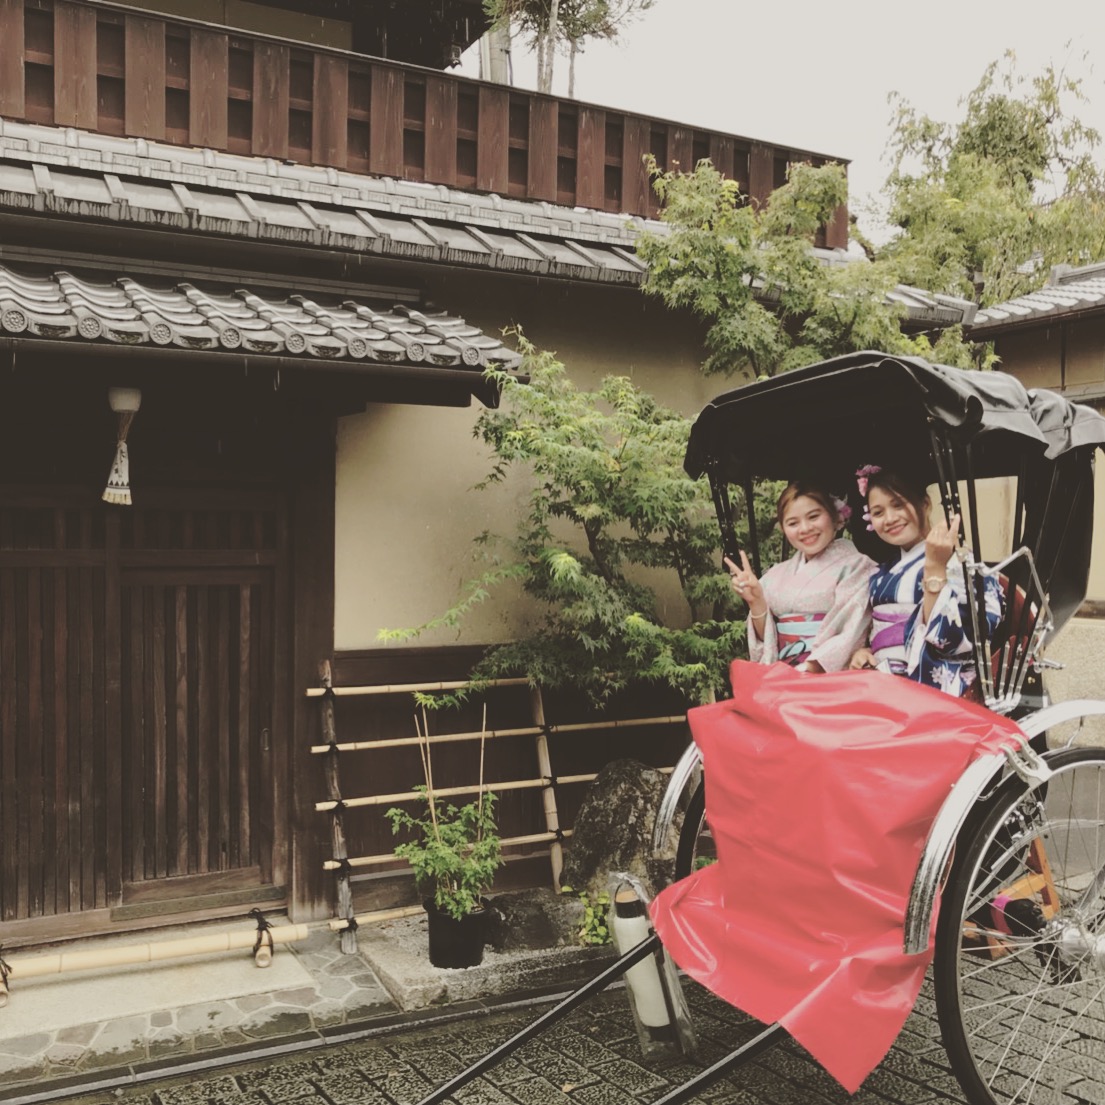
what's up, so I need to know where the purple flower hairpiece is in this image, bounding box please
[855,464,882,497]
[831,495,852,524]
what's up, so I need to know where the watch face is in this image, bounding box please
[924,577,945,593]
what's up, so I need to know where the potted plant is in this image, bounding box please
[385,716,503,968]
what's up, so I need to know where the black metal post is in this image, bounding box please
[706,460,740,568]
[741,474,762,577]
[412,935,662,1105]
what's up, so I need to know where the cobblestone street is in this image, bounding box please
[63,979,968,1105]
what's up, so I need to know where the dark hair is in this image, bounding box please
[776,481,840,529]
[865,469,929,527]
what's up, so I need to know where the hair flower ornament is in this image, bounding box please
[855,464,882,497]
[831,496,852,524]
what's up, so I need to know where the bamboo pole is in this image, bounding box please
[327,905,425,932]
[308,715,685,755]
[305,677,529,699]
[322,829,576,870]
[530,686,564,887]
[315,773,600,812]
[319,660,358,954]
[2,924,309,988]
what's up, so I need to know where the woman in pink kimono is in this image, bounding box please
[727,482,874,673]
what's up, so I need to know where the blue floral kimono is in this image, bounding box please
[868,541,1003,698]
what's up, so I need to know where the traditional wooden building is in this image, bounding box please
[0,0,859,942]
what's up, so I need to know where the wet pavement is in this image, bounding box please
[20,977,970,1105]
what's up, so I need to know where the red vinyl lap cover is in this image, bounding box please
[650,660,1024,1093]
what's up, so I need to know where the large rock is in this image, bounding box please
[560,758,674,899]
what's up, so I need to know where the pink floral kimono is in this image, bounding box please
[748,538,874,672]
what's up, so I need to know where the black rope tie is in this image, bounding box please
[552,828,566,844]
[335,858,353,880]
[323,684,336,701]
[344,917,359,934]
[0,945,11,987]
[248,909,274,957]
[330,798,347,815]
[327,743,341,761]
[544,774,559,796]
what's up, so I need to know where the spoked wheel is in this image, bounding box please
[673,781,717,881]
[935,748,1105,1105]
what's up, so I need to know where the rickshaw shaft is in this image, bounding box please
[648,1021,787,1105]
[412,935,662,1105]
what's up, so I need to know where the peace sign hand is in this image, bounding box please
[725,551,767,618]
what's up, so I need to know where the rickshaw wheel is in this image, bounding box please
[673,781,716,881]
[935,747,1105,1105]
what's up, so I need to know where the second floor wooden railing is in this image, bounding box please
[0,0,848,246]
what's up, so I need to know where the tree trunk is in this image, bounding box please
[568,38,577,98]
[540,0,560,93]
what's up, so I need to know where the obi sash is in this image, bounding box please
[870,607,909,654]
[776,612,825,664]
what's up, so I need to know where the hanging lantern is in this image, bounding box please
[103,387,141,506]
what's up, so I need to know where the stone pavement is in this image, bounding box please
[0,906,614,1103]
[29,977,972,1105]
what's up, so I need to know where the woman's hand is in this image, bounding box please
[922,513,960,620]
[725,551,767,617]
[924,513,960,577]
[849,648,876,670]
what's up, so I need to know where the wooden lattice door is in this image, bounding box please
[0,491,285,933]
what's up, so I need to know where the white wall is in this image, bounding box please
[334,277,721,651]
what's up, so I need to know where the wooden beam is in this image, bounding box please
[425,76,458,185]
[0,0,25,119]
[53,1,97,130]
[124,15,166,140]
[369,65,404,177]
[312,54,348,168]
[748,141,775,209]
[189,29,229,149]
[576,107,605,210]
[477,85,509,193]
[668,125,693,175]
[622,115,652,215]
[527,96,557,202]
[708,134,735,182]
[252,41,290,158]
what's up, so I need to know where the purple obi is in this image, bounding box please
[870,608,909,653]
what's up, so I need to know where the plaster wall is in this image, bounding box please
[994,325,1105,601]
[1042,618,1105,747]
[334,275,721,651]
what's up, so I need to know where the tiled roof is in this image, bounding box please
[0,120,977,327]
[0,262,523,370]
[971,263,1105,333]
[0,119,650,285]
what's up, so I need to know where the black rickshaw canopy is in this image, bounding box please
[685,351,1105,485]
[685,351,1105,637]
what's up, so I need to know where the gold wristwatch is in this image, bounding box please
[922,575,947,593]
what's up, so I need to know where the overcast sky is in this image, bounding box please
[459,0,1105,238]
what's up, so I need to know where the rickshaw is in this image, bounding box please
[413,352,1105,1105]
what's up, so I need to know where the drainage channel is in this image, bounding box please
[0,985,604,1105]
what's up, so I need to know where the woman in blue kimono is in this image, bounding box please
[848,468,1002,698]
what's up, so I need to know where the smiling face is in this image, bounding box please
[867,485,929,548]
[780,494,837,559]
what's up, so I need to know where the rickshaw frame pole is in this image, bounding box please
[648,1021,788,1105]
[412,935,662,1105]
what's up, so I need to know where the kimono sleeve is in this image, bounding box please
[747,562,784,665]
[904,558,1004,673]
[805,551,875,673]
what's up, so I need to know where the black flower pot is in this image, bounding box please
[424,899,490,969]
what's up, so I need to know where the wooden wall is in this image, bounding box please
[0,0,849,242]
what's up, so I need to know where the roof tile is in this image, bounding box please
[0,262,522,372]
